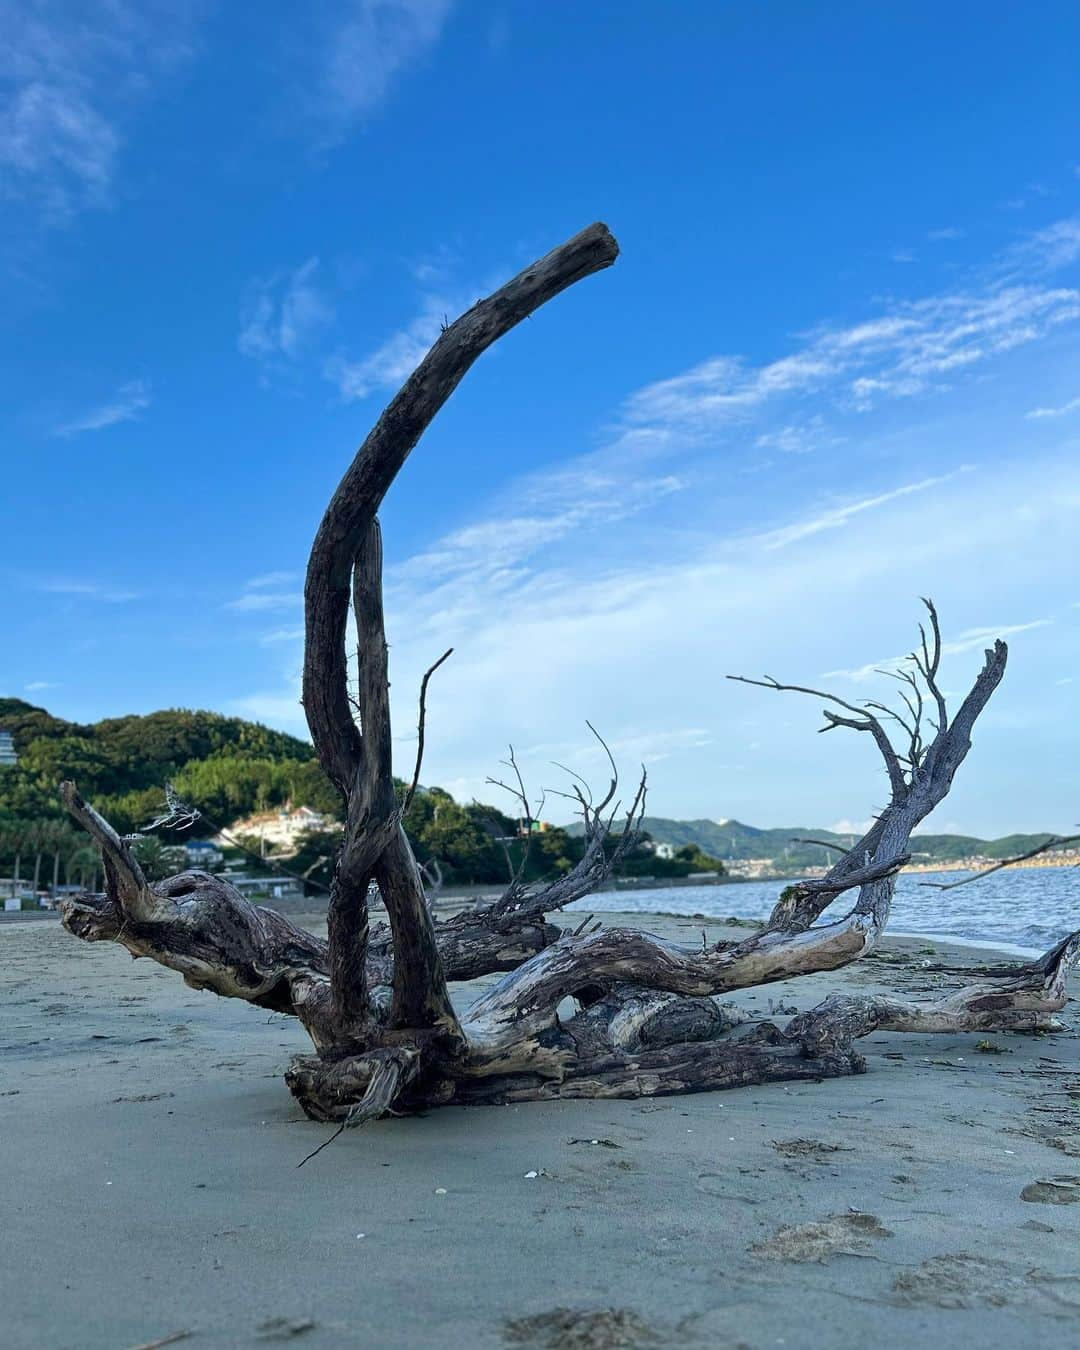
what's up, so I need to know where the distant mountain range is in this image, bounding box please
[632,816,1055,870]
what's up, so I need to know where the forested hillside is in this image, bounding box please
[0,697,335,835]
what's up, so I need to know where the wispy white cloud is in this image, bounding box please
[823,620,1054,682]
[1026,394,1080,420]
[827,818,877,836]
[758,470,969,551]
[754,416,841,456]
[309,0,453,144]
[232,440,1080,828]
[0,2,196,221]
[620,220,1080,444]
[927,226,965,241]
[225,590,302,613]
[35,578,141,603]
[239,259,333,371]
[24,680,59,692]
[54,380,150,436]
[259,626,305,646]
[1006,217,1080,274]
[245,570,300,590]
[226,573,303,613]
[328,293,447,400]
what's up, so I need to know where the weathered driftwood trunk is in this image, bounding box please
[58,223,1078,1129]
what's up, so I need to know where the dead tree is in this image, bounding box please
[57,224,1078,1128]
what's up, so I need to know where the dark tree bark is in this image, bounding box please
[57,224,1080,1131]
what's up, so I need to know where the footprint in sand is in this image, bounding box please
[1021,1176,1080,1205]
[894,1252,1080,1310]
[749,1212,891,1263]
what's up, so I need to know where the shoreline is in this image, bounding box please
[3,887,1062,962]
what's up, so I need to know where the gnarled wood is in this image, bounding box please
[56,220,1073,1135]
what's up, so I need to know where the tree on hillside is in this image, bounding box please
[55,224,1079,1134]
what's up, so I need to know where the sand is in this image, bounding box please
[3,910,1079,1349]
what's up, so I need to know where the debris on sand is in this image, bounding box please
[1021,1176,1080,1204]
[256,1317,317,1341]
[749,1212,891,1263]
[772,1138,852,1160]
[503,1306,663,1348]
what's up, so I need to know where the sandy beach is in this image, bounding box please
[3,910,1079,1349]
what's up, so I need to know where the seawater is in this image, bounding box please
[567,865,1078,956]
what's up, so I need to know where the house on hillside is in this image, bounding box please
[184,839,224,870]
[224,804,334,853]
[0,730,16,767]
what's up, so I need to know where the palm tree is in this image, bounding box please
[28,820,48,898]
[38,819,77,896]
[0,820,28,898]
[66,843,101,891]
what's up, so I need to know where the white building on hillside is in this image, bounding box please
[222,804,334,853]
[0,730,16,767]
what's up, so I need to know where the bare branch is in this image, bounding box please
[785,851,911,899]
[487,745,539,907]
[491,760,648,921]
[731,609,1009,934]
[790,837,849,854]
[402,647,453,815]
[728,673,908,801]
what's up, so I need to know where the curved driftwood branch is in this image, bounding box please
[301,223,619,1053]
[302,222,619,793]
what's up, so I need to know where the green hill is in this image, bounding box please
[0,697,336,836]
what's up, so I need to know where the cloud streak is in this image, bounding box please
[622,274,1080,440]
[306,0,453,146]
[822,620,1055,682]
[328,288,460,400]
[35,578,141,602]
[239,260,333,368]
[1027,394,1080,419]
[55,380,151,436]
[0,2,196,221]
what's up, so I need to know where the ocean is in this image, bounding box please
[569,864,1078,957]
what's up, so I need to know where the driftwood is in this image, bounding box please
[57,224,1078,1128]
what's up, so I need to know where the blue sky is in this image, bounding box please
[3,1,1079,836]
